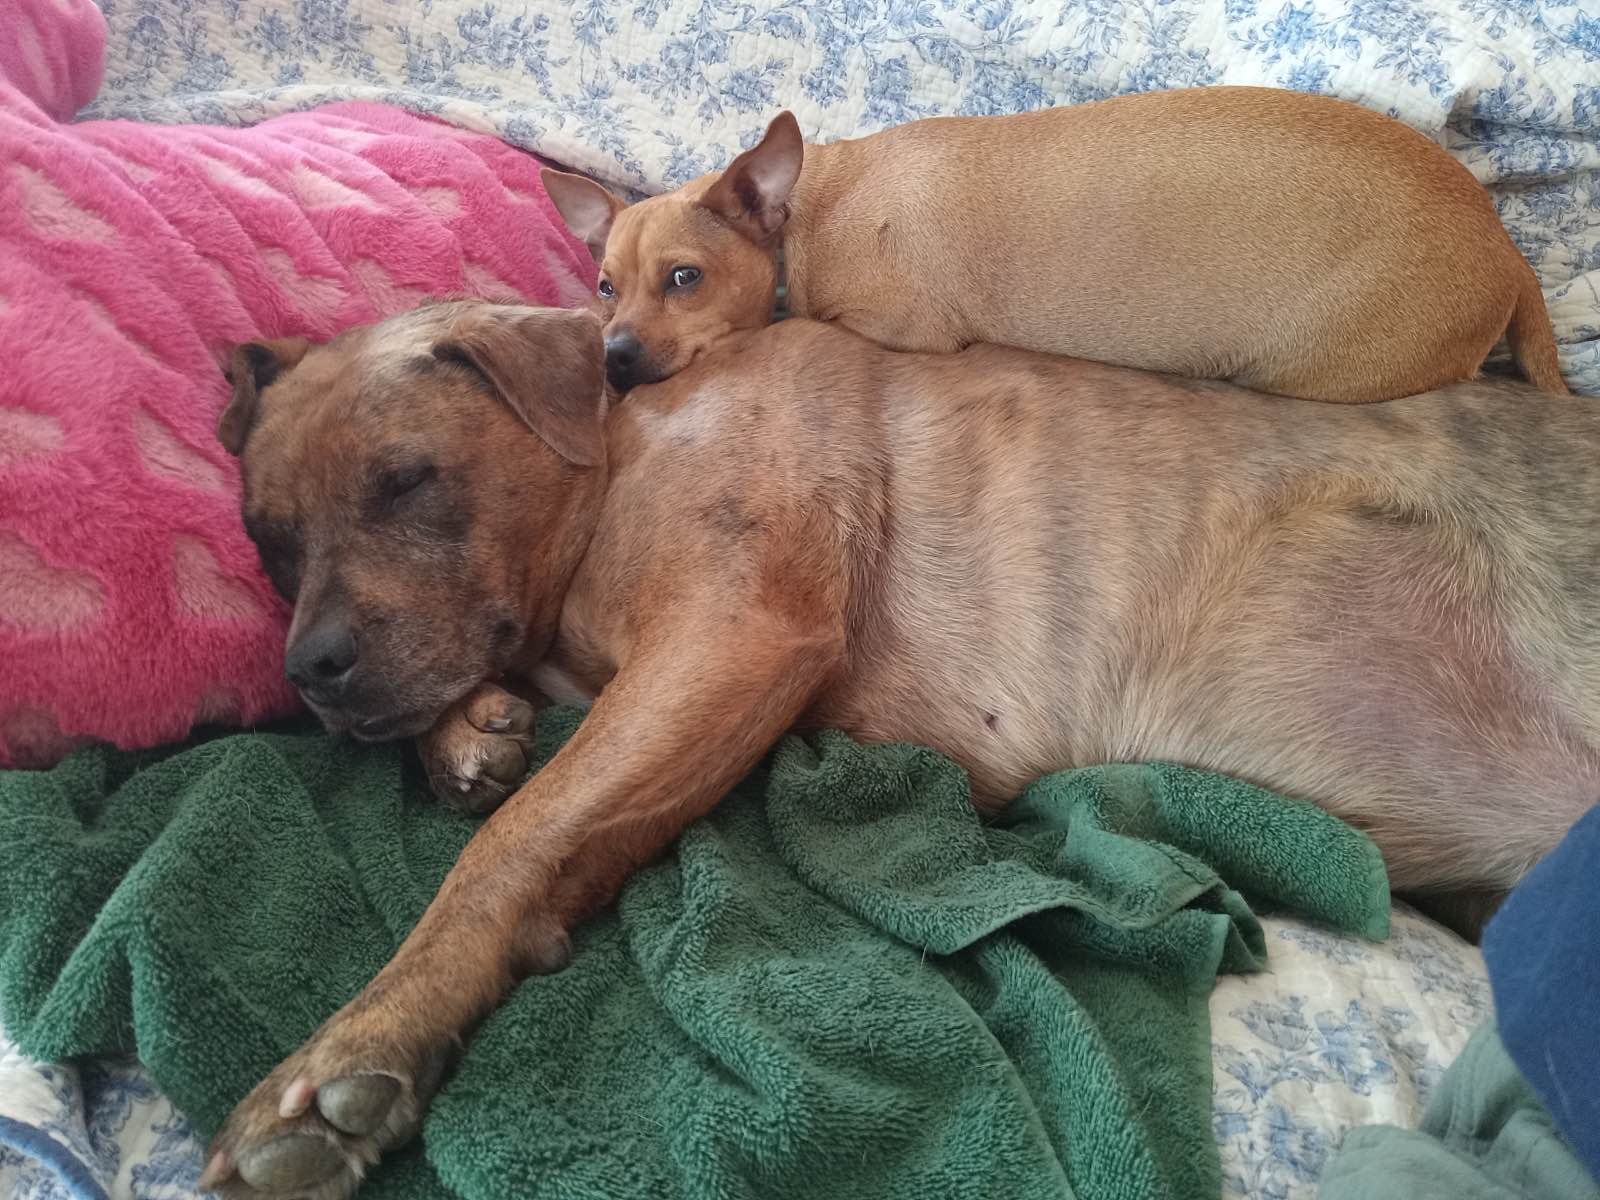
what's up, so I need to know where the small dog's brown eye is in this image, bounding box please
[597,278,615,300]
[668,266,702,290]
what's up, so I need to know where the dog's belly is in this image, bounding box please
[819,594,1599,894]
[811,451,1600,895]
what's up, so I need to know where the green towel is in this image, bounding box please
[1320,1019,1600,1200]
[0,711,1390,1200]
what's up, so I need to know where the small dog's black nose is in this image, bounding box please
[604,331,645,391]
[285,621,358,702]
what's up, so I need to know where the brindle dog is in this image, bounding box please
[203,301,1599,1198]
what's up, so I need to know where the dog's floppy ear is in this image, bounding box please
[434,306,606,469]
[699,111,803,241]
[540,168,626,263]
[218,337,310,456]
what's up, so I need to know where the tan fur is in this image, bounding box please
[204,303,1596,1198]
[542,88,1568,401]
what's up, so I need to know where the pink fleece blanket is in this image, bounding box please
[0,0,596,767]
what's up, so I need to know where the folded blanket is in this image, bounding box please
[0,714,1389,1200]
[1481,802,1600,1183]
[1319,1019,1600,1200]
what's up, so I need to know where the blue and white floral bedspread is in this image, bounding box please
[86,0,1600,391]
[0,905,1489,1200]
[0,1040,200,1200]
[1210,906,1490,1200]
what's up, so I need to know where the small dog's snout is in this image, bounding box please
[285,621,359,701]
[604,331,645,391]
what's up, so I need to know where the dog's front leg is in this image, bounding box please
[199,613,841,1200]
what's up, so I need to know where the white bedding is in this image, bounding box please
[0,903,1489,1200]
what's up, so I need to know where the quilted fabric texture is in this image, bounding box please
[0,0,596,768]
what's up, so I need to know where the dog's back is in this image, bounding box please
[788,88,1559,400]
[605,320,1600,891]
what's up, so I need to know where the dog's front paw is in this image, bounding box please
[199,1021,453,1200]
[417,684,536,815]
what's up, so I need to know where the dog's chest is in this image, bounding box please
[530,660,600,706]
[532,589,624,708]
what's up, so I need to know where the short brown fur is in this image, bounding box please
[543,88,1567,401]
[204,303,1596,1198]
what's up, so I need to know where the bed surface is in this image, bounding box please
[0,0,1580,1193]
[0,905,1489,1200]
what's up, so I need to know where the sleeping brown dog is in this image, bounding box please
[202,301,1598,1198]
[542,87,1567,402]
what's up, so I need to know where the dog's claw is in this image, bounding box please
[318,1074,402,1137]
[199,1150,233,1190]
[236,1134,345,1192]
[279,1077,317,1119]
[474,698,534,736]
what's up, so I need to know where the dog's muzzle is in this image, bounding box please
[603,330,663,392]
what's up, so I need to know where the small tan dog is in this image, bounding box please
[200,301,1597,1199]
[542,87,1567,401]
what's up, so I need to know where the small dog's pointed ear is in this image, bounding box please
[434,306,606,469]
[218,337,310,456]
[540,168,625,263]
[699,111,803,241]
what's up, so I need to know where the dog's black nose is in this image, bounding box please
[285,622,358,702]
[604,331,644,390]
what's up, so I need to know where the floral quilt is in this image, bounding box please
[83,0,1600,391]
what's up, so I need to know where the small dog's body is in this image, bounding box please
[203,302,1596,1198]
[543,87,1567,401]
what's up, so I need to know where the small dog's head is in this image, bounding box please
[218,301,607,742]
[542,111,803,392]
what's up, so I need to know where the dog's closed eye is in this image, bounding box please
[243,514,303,601]
[365,457,471,543]
[378,462,437,506]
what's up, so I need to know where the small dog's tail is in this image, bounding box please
[1506,269,1568,394]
